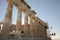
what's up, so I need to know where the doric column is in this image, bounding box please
[0,24,1,31]
[16,7,22,38]
[36,20,39,38]
[34,18,37,38]
[38,21,41,38]
[1,0,13,35]
[36,18,40,38]
[32,19,35,38]
[24,12,28,37]
[30,16,34,38]
[40,23,42,38]
[37,21,41,38]
[16,7,22,30]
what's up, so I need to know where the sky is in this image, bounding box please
[0,0,60,40]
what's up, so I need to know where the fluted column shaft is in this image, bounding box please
[0,24,1,30]
[15,7,22,39]
[1,0,13,37]
[16,7,22,30]
[37,21,40,38]
[34,18,37,38]
[24,12,28,37]
[38,22,41,38]
[30,16,34,38]
[36,20,38,38]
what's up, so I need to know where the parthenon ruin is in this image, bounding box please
[0,0,51,40]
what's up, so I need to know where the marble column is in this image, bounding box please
[0,24,1,32]
[24,12,28,37]
[16,7,22,30]
[1,0,13,36]
[37,21,41,38]
[30,16,34,38]
[32,19,35,38]
[34,18,37,38]
[35,19,38,38]
[36,20,39,38]
[16,7,22,38]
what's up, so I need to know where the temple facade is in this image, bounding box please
[0,0,51,40]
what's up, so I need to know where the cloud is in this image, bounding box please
[51,34,60,39]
